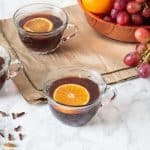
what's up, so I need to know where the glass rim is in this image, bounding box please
[43,66,107,110]
[13,3,68,36]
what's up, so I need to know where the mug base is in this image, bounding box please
[29,47,58,55]
[50,106,98,127]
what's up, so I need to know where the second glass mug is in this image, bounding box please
[13,3,78,54]
[43,67,116,127]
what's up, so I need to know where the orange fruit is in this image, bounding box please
[53,84,90,106]
[23,17,53,33]
[82,0,114,14]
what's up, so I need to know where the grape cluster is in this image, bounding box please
[124,27,150,78]
[103,0,150,26]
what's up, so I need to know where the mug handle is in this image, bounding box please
[7,59,23,79]
[60,23,78,44]
[101,86,117,107]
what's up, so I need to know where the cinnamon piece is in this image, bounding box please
[3,142,16,149]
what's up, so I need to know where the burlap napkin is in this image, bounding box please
[0,5,137,104]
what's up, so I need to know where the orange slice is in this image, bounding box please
[23,17,53,33]
[53,84,90,106]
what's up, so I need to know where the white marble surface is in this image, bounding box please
[0,0,150,150]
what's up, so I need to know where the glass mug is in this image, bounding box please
[13,3,78,54]
[0,46,22,90]
[44,67,116,127]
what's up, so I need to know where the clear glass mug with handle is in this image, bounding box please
[44,67,116,127]
[13,3,78,54]
[0,46,22,91]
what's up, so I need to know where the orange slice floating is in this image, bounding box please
[23,17,53,33]
[53,84,90,106]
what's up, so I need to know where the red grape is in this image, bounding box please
[142,7,150,18]
[116,11,130,25]
[136,43,148,54]
[137,63,150,78]
[124,51,140,67]
[146,0,150,7]
[127,1,142,14]
[131,13,143,25]
[103,16,113,22]
[135,0,145,3]
[135,28,150,43]
[114,0,127,11]
[111,9,119,19]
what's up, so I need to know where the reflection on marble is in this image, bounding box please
[0,80,20,112]
[0,0,150,150]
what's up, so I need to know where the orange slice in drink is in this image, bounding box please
[53,84,90,106]
[23,17,53,33]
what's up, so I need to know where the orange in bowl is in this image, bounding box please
[82,0,114,14]
[23,17,53,33]
[53,83,90,106]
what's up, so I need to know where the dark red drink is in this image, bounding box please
[18,14,64,53]
[47,77,100,126]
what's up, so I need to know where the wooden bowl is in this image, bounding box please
[78,0,150,43]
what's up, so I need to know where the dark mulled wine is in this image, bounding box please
[0,57,6,90]
[18,14,64,53]
[48,77,100,126]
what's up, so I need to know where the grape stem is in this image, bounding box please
[142,49,150,63]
